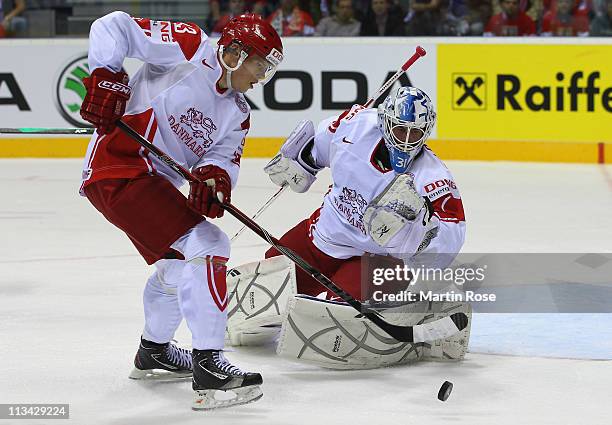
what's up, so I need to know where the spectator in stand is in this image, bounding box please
[463,0,493,34]
[491,0,544,22]
[208,1,273,31]
[485,0,536,35]
[211,0,273,18]
[405,0,444,35]
[211,0,248,35]
[316,0,361,35]
[301,0,325,23]
[360,0,406,35]
[542,0,590,19]
[590,0,612,34]
[0,0,26,38]
[541,0,589,35]
[352,0,376,19]
[437,0,471,34]
[268,0,316,35]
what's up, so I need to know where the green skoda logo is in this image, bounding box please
[55,54,91,127]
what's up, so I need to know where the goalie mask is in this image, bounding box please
[377,86,436,174]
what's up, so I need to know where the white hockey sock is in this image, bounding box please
[142,261,183,344]
[178,257,228,350]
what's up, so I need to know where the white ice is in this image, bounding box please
[0,158,610,425]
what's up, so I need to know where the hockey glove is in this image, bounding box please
[80,68,131,135]
[188,165,231,218]
[264,120,320,193]
[363,173,437,251]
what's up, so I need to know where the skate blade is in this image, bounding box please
[192,385,263,410]
[128,367,192,381]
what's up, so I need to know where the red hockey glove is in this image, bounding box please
[188,165,231,218]
[80,68,131,135]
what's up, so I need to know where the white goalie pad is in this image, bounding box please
[226,256,297,346]
[277,295,471,369]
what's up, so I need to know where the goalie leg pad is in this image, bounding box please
[276,295,426,369]
[226,256,297,345]
[277,296,472,368]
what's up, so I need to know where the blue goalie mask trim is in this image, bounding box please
[388,147,412,173]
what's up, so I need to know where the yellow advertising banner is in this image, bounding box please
[437,44,612,143]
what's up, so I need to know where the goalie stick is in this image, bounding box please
[230,46,427,243]
[115,119,469,343]
[230,184,287,242]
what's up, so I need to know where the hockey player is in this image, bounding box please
[78,11,283,409]
[226,87,471,369]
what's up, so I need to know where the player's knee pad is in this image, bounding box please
[225,256,297,346]
[420,301,472,362]
[151,259,183,295]
[172,220,230,261]
[277,295,425,369]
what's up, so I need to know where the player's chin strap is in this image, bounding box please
[218,45,249,91]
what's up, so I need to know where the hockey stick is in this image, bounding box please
[328,45,426,132]
[364,45,426,108]
[0,128,94,135]
[230,184,287,242]
[231,46,427,243]
[116,120,468,343]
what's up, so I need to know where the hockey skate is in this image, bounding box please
[192,349,263,410]
[128,337,192,380]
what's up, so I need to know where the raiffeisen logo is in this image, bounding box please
[54,54,91,127]
[497,72,612,113]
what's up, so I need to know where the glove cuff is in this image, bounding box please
[90,67,129,84]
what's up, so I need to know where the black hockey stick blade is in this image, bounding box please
[451,312,469,331]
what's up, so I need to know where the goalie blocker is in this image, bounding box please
[226,257,471,369]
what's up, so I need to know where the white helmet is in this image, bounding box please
[377,86,436,173]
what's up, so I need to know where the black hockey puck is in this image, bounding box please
[438,381,453,401]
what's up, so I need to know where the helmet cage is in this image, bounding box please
[377,86,436,172]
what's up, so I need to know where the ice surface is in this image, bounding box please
[0,159,610,424]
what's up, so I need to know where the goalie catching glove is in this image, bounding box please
[264,120,321,193]
[364,173,438,252]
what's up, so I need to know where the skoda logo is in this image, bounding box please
[54,54,92,127]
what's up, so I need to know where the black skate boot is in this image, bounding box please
[128,337,192,380]
[192,349,263,410]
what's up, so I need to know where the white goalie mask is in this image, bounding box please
[377,86,436,173]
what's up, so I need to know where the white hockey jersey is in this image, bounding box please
[79,11,250,194]
[307,107,466,260]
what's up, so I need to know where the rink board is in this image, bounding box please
[0,37,610,162]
